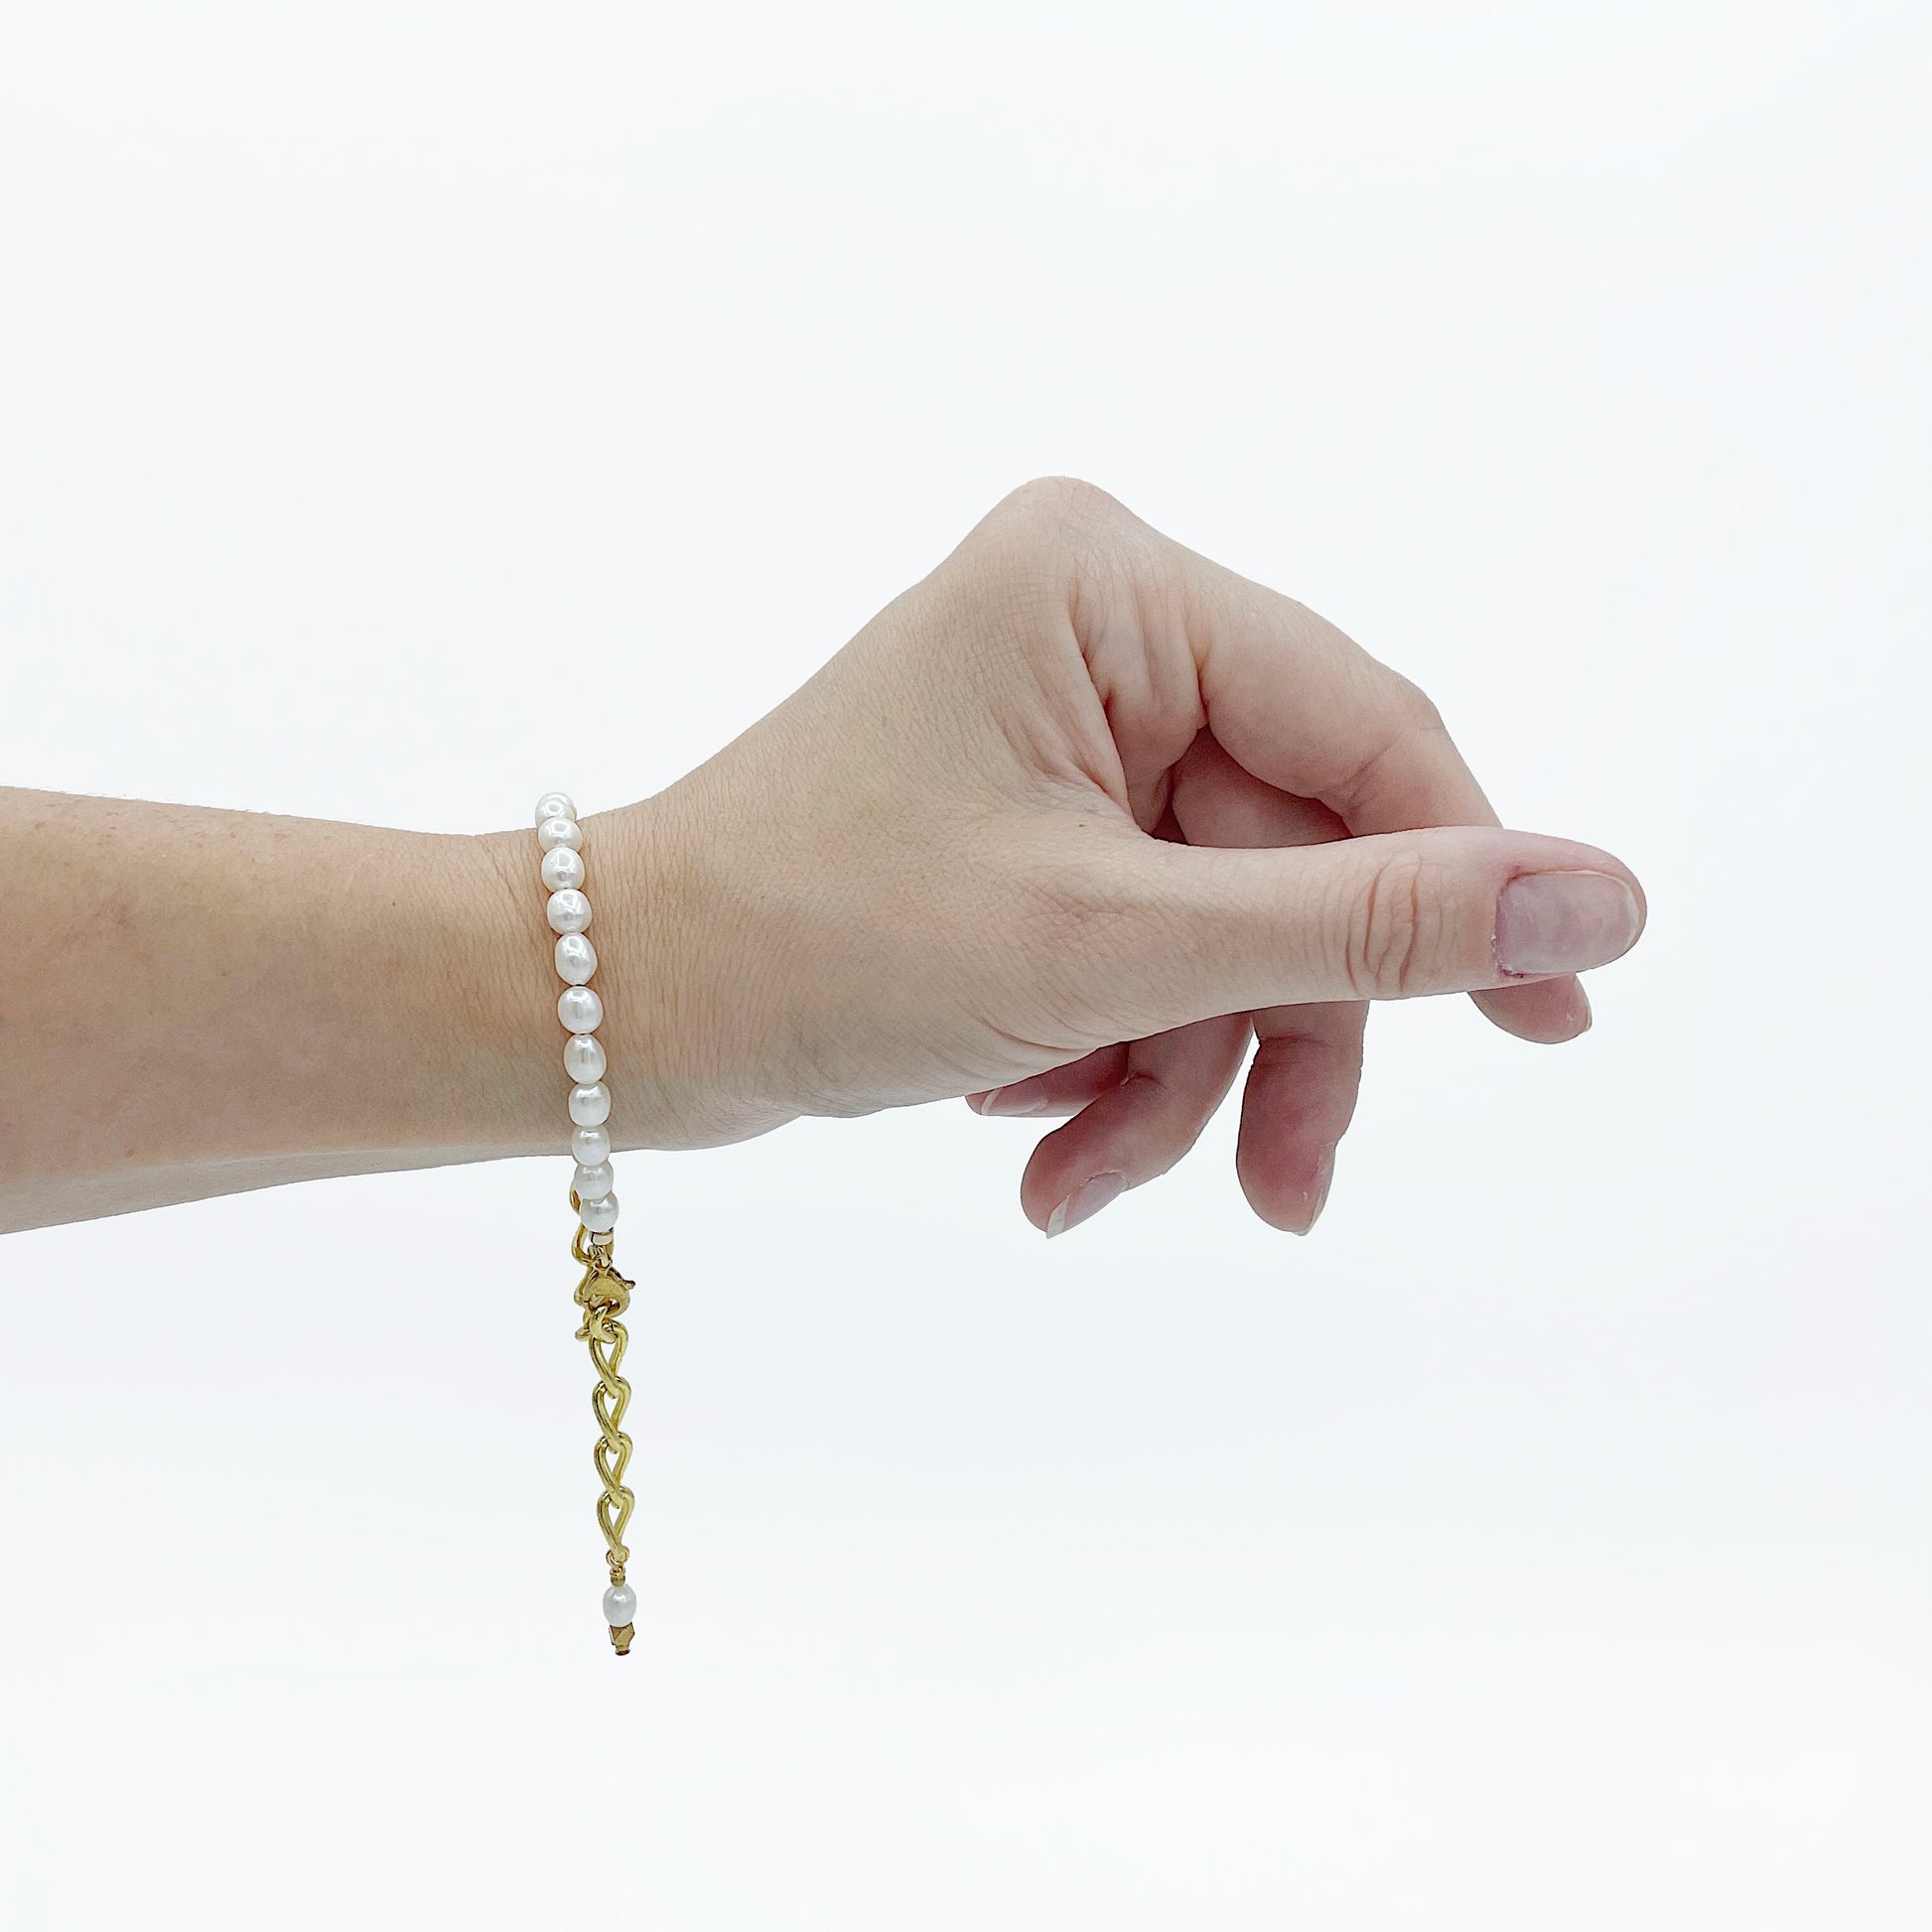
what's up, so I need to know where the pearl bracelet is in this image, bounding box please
[533,789,639,1656]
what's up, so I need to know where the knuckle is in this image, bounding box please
[1385,671,1447,737]
[1324,676,1450,822]
[967,478,1168,642]
[1340,850,1442,1000]
[978,478,1134,576]
[999,474,1122,528]
[950,478,1128,621]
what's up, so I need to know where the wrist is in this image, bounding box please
[473,783,782,1159]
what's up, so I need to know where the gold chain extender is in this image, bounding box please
[573,1213,636,1655]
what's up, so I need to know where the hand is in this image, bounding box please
[606,478,1645,1235]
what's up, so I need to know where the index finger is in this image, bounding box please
[1161,537,1593,1041]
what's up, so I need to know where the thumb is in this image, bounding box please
[1086,826,1645,1035]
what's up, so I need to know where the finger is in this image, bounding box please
[1179,566,1597,1043]
[1167,726,1351,849]
[1018,1014,1252,1237]
[1040,487,1597,1042]
[1470,978,1591,1043]
[1237,1001,1366,1233]
[1061,823,1644,1042]
[1165,731,1372,1234]
[966,1044,1128,1118]
[1157,708,1586,1047]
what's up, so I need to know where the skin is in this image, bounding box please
[0,478,1645,1238]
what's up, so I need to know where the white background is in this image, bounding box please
[2,2,1927,1925]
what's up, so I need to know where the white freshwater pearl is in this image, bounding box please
[554,933,597,986]
[536,815,582,854]
[533,791,576,826]
[579,1191,620,1233]
[558,985,604,1034]
[573,1162,615,1202]
[569,1082,612,1127]
[540,845,586,893]
[564,1033,607,1083]
[546,888,592,934]
[603,1583,636,1627]
[571,1125,611,1166]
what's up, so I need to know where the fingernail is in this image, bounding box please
[1299,1147,1336,1235]
[979,1085,1046,1117]
[1495,872,1642,977]
[1045,1172,1126,1237]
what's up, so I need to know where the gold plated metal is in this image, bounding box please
[572,1207,635,1656]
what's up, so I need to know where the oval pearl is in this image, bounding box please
[579,1191,620,1233]
[533,791,577,826]
[571,1125,611,1166]
[564,1033,607,1083]
[569,1082,612,1127]
[554,933,598,986]
[540,846,586,893]
[573,1162,615,1202]
[536,815,582,854]
[558,985,604,1034]
[603,1583,636,1627]
[546,889,592,935]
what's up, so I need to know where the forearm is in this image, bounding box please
[0,484,1648,1244]
[0,787,715,1231]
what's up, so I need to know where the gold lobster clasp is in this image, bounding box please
[571,1210,634,1321]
